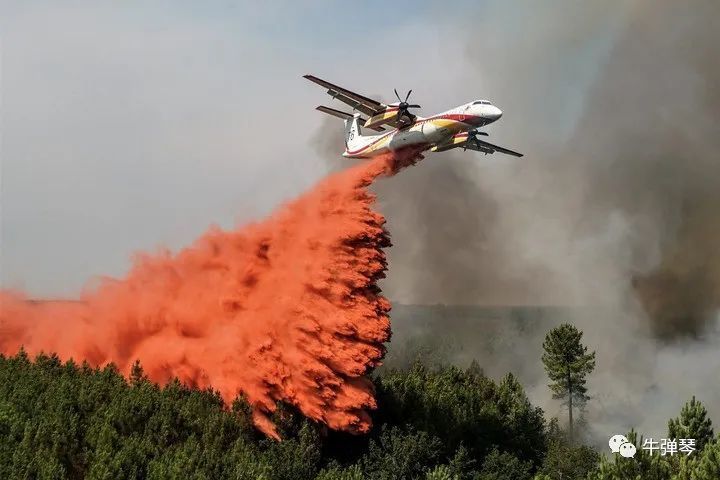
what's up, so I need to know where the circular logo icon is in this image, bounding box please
[619,442,637,458]
[609,434,629,453]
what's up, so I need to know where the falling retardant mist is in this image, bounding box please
[0,150,423,439]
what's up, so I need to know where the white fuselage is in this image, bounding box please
[343,101,503,159]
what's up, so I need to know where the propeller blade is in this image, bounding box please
[405,89,412,102]
[394,89,402,102]
[406,104,421,109]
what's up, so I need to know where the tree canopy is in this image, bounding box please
[668,396,714,451]
[0,351,552,480]
[2,323,718,480]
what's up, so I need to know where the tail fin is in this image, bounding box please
[343,113,364,152]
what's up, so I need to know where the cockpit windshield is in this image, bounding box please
[472,100,491,105]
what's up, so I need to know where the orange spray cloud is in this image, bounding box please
[0,151,422,439]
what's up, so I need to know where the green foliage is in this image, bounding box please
[689,438,720,480]
[478,448,532,480]
[589,429,702,480]
[541,323,596,440]
[0,352,549,480]
[0,352,321,480]
[2,343,717,480]
[673,454,699,480]
[425,464,460,480]
[587,409,720,480]
[539,418,599,479]
[374,362,547,468]
[360,425,443,479]
[668,396,714,452]
[316,464,364,480]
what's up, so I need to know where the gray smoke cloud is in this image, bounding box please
[314,0,720,441]
[570,0,720,338]
[548,0,720,439]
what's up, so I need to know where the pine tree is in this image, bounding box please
[693,438,720,480]
[425,464,459,480]
[316,464,365,480]
[668,396,714,452]
[541,324,596,442]
[129,359,148,386]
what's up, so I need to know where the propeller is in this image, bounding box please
[393,89,421,120]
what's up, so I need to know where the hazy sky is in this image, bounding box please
[0,1,622,296]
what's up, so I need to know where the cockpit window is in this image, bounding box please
[472,100,491,105]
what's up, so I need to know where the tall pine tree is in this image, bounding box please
[541,324,596,442]
[694,438,720,480]
[668,396,714,451]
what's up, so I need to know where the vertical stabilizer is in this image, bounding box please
[344,113,365,152]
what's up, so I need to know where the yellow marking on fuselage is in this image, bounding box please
[353,116,469,157]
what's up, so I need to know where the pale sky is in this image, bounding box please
[0,0,627,297]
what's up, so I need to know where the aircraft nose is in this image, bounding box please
[487,106,502,121]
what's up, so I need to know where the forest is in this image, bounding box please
[1,323,719,480]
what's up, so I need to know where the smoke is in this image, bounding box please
[572,0,720,337]
[314,0,720,438]
[550,0,720,437]
[483,0,719,331]
[486,0,720,437]
[0,151,420,439]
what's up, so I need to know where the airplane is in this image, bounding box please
[304,74,523,159]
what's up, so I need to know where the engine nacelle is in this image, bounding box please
[363,106,400,129]
[430,131,470,152]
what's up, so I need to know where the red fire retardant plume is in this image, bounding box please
[0,151,422,439]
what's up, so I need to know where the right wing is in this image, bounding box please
[465,138,524,157]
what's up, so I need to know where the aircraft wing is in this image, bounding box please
[465,138,524,157]
[304,74,385,118]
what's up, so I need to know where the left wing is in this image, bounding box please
[304,74,413,129]
[465,138,524,157]
[304,74,384,118]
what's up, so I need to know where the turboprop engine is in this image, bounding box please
[364,89,420,129]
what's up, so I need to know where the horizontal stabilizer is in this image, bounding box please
[315,106,385,132]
